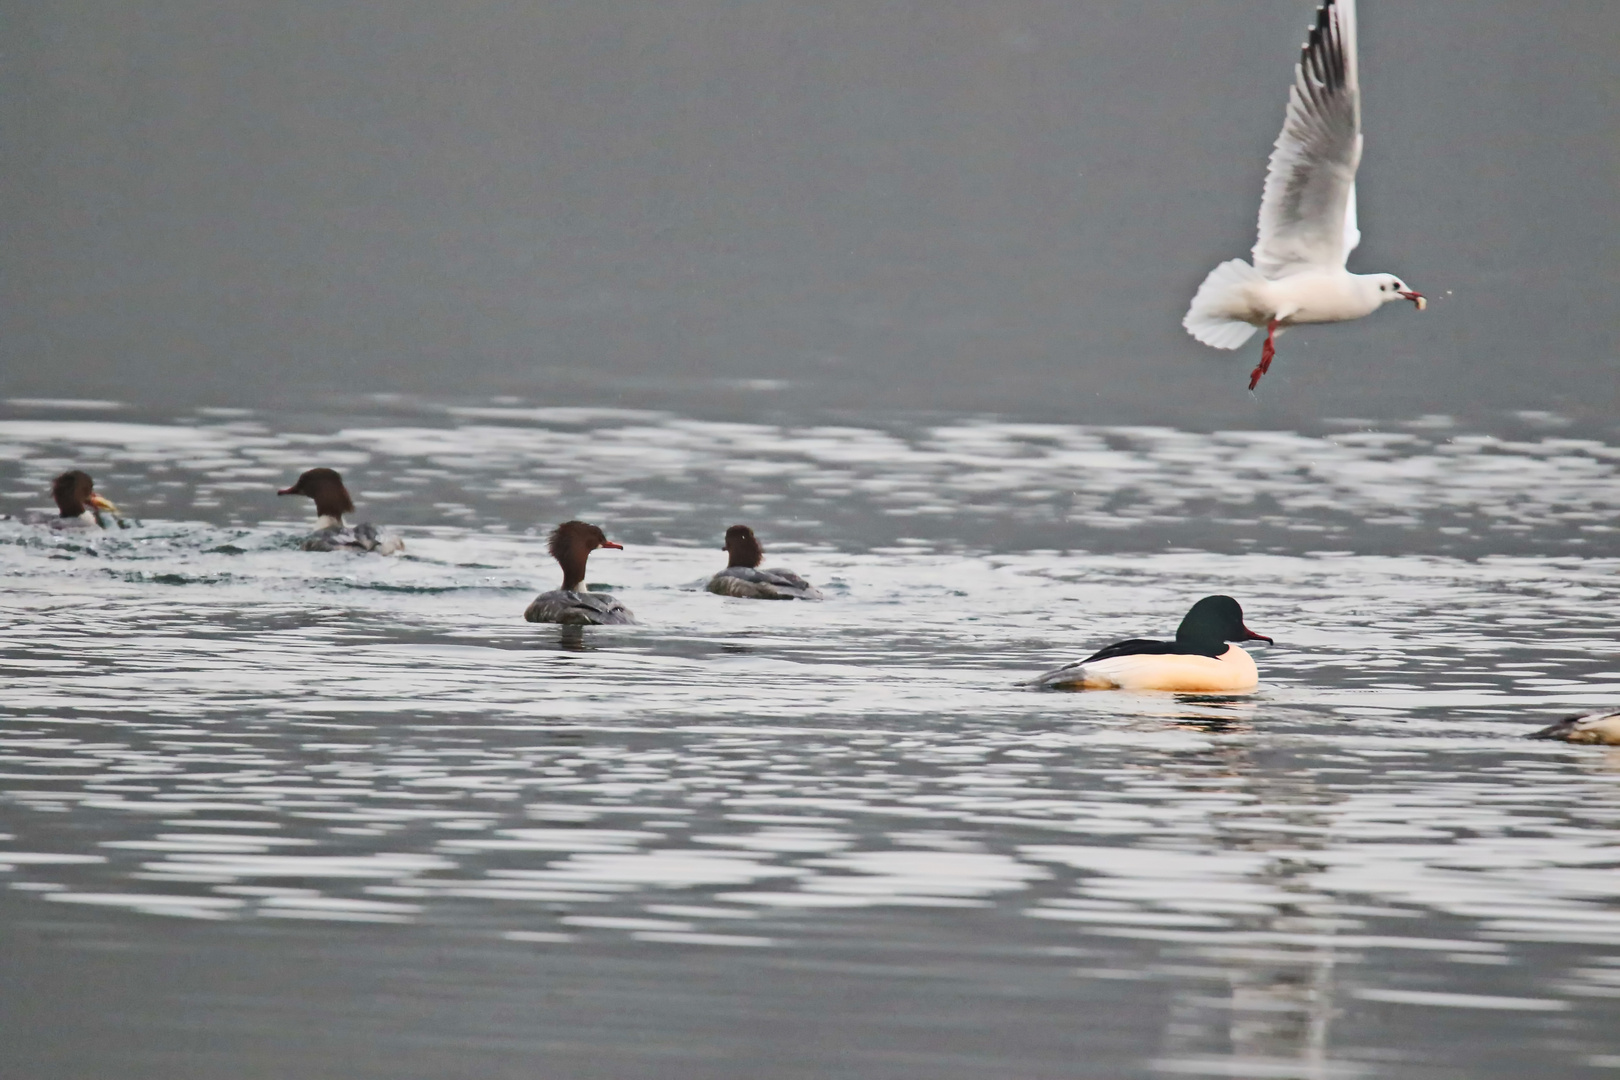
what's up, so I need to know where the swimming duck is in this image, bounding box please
[1529,711,1620,745]
[706,525,823,601]
[276,468,403,554]
[1033,595,1272,692]
[524,520,635,625]
[31,470,123,529]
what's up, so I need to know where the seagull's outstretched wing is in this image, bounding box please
[1253,0,1362,276]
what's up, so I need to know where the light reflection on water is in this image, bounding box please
[2,400,1617,555]
[1,399,1618,1077]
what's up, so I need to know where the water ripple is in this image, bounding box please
[3,401,1619,1073]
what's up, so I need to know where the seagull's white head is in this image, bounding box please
[1371,274,1427,311]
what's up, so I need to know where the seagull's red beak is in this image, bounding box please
[1241,626,1274,645]
[600,540,624,550]
[1398,289,1426,311]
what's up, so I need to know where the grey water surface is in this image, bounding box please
[1,395,1617,1079]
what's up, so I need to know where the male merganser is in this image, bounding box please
[34,470,123,529]
[276,468,404,554]
[706,525,823,601]
[1034,595,1273,692]
[524,520,635,625]
[1529,711,1620,746]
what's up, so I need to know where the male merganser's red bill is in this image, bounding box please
[277,467,403,554]
[706,525,823,601]
[35,470,123,529]
[1034,595,1272,693]
[524,520,635,625]
[1529,710,1620,746]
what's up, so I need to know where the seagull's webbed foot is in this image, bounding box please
[1247,319,1281,391]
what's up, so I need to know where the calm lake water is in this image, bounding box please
[2,394,1618,1079]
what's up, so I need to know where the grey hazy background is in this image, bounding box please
[2,1,1615,424]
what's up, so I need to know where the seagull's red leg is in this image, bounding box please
[1248,319,1281,391]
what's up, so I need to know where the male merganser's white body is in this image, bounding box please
[1530,711,1620,746]
[1183,0,1424,389]
[1034,596,1272,694]
[706,525,823,601]
[525,520,635,625]
[1058,644,1261,693]
[277,468,403,554]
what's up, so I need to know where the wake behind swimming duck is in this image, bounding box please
[276,468,403,554]
[1034,595,1272,693]
[707,525,823,601]
[524,520,635,625]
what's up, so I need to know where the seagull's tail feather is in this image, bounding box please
[1184,259,1264,350]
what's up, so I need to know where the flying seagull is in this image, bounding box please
[1183,0,1424,390]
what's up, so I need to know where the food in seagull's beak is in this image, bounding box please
[1399,290,1426,311]
[87,493,120,514]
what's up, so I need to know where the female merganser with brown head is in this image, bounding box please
[524,520,635,625]
[1034,595,1272,693]
[42,470,122,529]
[707,525,823,601]
[1530,711,1620,746]
[276,468,403,554]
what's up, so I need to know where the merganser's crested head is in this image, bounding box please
[1371,274,1426,311]
[723,524,764,569]
[549,520,623,592]
[52,470,118,519]
[278,468,356,522]
[1175,596,1272,651]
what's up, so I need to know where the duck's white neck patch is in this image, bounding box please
[315,514,344,530]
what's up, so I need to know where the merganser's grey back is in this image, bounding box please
[524,589,636,625]
[301,521,404,554]
[707,566,822,601]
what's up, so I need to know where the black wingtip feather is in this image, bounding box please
[1296,0,1348,100]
